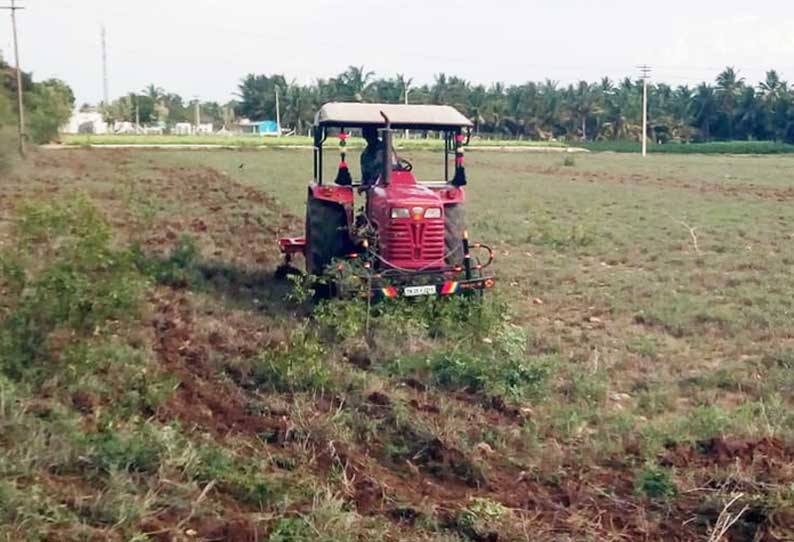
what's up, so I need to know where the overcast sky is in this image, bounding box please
[5,0,794,106]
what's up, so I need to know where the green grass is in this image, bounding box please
[581,139,794,154]
[168,147,794,433]
[3,146,794,541]
[60,133,567,149]
[62,134,794,155]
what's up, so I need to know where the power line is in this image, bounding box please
[1,0,25,157]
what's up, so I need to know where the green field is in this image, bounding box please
[1,147,793,541]
[61,133,794,156]
[581,139,794,154]
[61,133,568,149]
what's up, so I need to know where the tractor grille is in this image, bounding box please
[383,219,445,268]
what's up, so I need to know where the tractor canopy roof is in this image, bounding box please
[315,102,473,130]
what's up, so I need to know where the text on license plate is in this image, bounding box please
[403,285,437,297]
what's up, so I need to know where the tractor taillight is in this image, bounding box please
[381,286,398,298]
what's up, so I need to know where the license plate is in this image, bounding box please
[403,285,437,297]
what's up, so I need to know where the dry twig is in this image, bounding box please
[706,493,749,542]
[676,219,702,255]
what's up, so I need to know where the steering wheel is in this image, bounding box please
[395,157,413,172]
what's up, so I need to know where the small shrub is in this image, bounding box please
[636,386,673,416]
[454,497,513,540]
[192,444,236,483]
[253,326,331,393]
[83,426,165,475]
[493,356,555,401]
[181,443,276,506]
[566,371,609,407]
[562,155,576,167]
[314,297,368,340]
[133,234,201,288]
[269,517,313,541]
[635,463,677,499]
[686,405,733,440]
[268,490,367,542]
[527,211,596,250]
[390,345,555,402]
[427,350,491,393]
[626,334,659,359]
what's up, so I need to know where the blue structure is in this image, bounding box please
[246,120,279,135]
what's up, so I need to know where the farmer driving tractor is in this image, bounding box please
[360,126,385,186]
[360,126,407,186]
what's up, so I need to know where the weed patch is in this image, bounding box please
[253,326,332,393]
[133,234,202,288]
[0,197,148,381]
[635,463,678,500]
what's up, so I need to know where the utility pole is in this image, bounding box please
[135,97,140,133]
[274,87,281,137]
[101,25,109,106]
[638,64,652,157]
[403,83,411,139]
[2,0,26,157]
[193,96,200,133]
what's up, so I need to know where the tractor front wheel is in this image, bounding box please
[444,203,466,266]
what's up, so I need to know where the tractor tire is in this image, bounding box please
[444,203,466,266]
[306,197,349,277]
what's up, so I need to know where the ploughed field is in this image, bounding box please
[1,147,793,542]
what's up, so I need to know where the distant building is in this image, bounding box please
[238,119,280,135]
[172,122,193,135]
[63,110,108,134]
[142,125,164,135]
[195,123,214,135]
[113,121,137,134]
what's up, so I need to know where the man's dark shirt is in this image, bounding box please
[360,140,385,185]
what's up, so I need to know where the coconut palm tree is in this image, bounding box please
[396,73,413,104]
[336,66,374,102]
[715,67,745,139]
[692,83,718,140]
[142,84,164,102]
[568,81,601,140]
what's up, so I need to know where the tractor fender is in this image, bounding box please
[309,183,354,205]
[433,186,465,205]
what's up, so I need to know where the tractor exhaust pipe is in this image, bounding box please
[380,111,392,185]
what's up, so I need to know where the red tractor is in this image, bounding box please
[279,102,495,299]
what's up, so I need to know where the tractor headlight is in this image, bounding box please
[391,208,410,219]
[424,208,442,219]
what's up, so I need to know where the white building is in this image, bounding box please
[172,122,193,135]
[63,110,109,134]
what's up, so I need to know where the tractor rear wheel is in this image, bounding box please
[444,203,466,266]
[306,197,349,277]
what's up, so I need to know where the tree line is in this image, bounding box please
[107,66,794,143]
[0,53,74,146]
[233,66,794,143]
[7,58,794,145]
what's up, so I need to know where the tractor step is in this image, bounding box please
[279,237,306,255]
